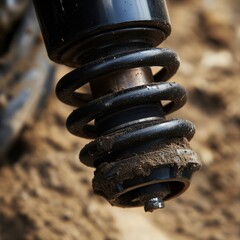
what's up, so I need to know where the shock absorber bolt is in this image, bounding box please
[144,198,165,212]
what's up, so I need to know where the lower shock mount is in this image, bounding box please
[33,0,201,212]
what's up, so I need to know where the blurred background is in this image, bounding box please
[0,0,239,239]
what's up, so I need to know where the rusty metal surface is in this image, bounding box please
[90,67,154,98]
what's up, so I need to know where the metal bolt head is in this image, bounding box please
[144,197,165,212]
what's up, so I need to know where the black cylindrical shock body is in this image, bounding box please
[33,0,201,211]
[32,0,171,66]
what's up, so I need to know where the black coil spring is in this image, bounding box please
[56,47,195,167]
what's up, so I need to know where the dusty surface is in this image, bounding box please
[93,137,201,205]
[0,0,240,239]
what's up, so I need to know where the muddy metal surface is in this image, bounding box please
[0,0,240,239]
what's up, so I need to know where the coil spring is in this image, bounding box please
[55,47,199,210]
[56,47,195,166]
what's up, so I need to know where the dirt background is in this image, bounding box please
[0,0,240,239]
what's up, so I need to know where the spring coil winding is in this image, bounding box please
[56,47,195,168]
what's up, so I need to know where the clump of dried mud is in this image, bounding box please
[0,0,239,239]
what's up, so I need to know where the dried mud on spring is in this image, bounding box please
[0,0,240,239]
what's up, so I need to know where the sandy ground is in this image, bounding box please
[0,0,240,239]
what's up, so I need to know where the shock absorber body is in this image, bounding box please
[33,0,201,212]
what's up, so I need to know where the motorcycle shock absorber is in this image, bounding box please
[33,0,201,212]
